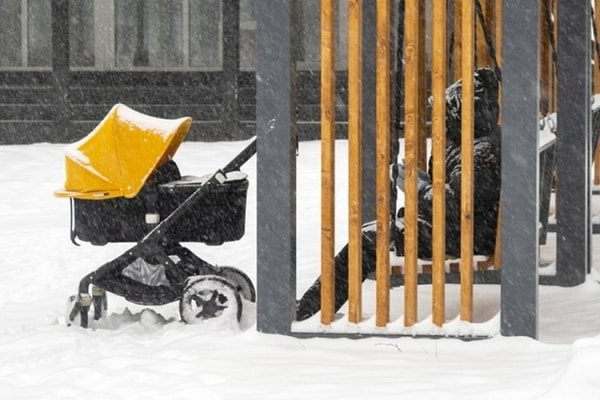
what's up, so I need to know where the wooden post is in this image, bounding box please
[454,0,462,81]
[475,0,493,68]
[403,0,420,327]
[595,133,600,186]
[418,1,427,171]
[460,0,474,322]
[485,0,495,59]
[540,0,552,115]
[491,0,503,269]
[348,0,363,323]
[495,0,503,69]
[320,0,336,325]
[375,0,391,328]
[431,0,447,328]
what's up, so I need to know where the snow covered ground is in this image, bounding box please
[1,139,600,399]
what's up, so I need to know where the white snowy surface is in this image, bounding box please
[1,139,600,399]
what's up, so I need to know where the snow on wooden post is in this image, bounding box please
[375,0,392,328]
[431,0,448,328]
[347,0,364,323]
[460,0,475,323]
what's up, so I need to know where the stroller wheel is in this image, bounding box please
[217,266,256,302]
[179,275,242,324]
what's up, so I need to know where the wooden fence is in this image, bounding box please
[318,0,512,330]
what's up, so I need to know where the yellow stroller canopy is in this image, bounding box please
[55,104,192,200]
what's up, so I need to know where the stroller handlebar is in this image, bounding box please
[222,138,257,173]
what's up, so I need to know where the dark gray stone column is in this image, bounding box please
[52,0,70,141]
[500,0,540,338]
[255,0,297,334]
[555,0,591,286]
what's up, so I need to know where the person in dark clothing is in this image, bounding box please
[296,68,501,321]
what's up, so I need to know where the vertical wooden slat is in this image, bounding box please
[475,0,486,67]
[431,0,447,328]
[485,0,495,57]
[495,0,503,76]
[348,0,363,323]
[495,0,503,66]
[460,0,474,323]
[375,0,391,328]
[553,0,558,112]
[403,0,420,327]
[320,0,336,325]
[476,0,496,68]
[417,1,427,171]
[540,0,551,115]
[454,0,463,81]
[491,0,503,270]
[595,137,600,186]
[492,204,502,268]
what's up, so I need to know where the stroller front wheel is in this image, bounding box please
[179,275,242,324]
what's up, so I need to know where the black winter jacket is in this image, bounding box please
[398,125,501,258]
[396,67,501,258]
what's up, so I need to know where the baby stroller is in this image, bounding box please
[55,104,256,328]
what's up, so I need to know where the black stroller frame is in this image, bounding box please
[67,139,257,328]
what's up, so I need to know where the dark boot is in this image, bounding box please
[296,230,377,321]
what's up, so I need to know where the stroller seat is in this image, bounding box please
[55,104,249,246]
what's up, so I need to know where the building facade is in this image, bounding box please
[0,0,367,144]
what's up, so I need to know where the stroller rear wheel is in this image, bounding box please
[217,266,256,302]
[179,275,242,324]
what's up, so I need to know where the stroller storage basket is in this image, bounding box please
[71,172,249,246]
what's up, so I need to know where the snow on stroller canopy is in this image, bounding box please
[55,103,192,200]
